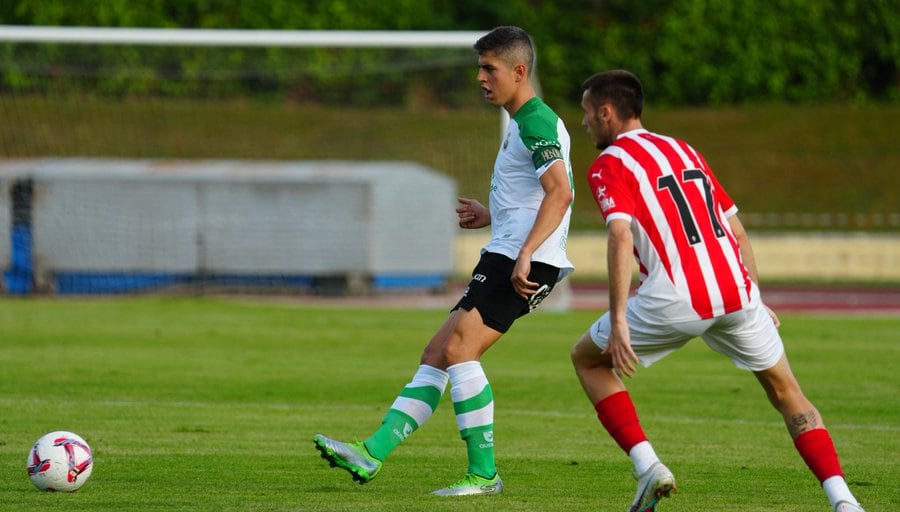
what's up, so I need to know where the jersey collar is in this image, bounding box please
[616,128,648,140]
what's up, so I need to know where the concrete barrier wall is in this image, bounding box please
[456,232,900,282]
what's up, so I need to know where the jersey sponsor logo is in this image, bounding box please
[595,185,616,212]
[473,273,487,283]
[537,147,562,164]
[528,139,559,150]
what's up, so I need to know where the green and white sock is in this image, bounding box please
[449,361,496,478]
[363,364,448,461]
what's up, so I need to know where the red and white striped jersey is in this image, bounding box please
[587,128,753,321]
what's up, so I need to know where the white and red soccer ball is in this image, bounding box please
[27,431,93,492]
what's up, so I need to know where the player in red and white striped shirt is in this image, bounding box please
[570,70,864,512]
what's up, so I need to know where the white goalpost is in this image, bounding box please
[0,25,488,48]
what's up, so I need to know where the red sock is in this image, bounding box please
[793,428,844,483]
[594,391,648,453]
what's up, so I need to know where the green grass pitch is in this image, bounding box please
[0,297,896,511]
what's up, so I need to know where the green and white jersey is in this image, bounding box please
[485,97,574,279]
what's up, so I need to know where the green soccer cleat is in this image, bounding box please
[313,434,382,484]
[431,472,504,496]
[628,462,675,512]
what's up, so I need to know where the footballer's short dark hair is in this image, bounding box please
[582,70,644,120]
[474,26,535,74]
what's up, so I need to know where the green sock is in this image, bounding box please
[461,424,496,478]
[363,365,448,461]
[364,409,417,461]
[449,361,496,478]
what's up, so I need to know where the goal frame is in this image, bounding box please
[0,25,486,48]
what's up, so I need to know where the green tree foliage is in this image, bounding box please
[524,0,898,105]
[0,0,896,105]
[650,0,898,104]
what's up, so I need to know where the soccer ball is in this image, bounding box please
[27,431,93,492]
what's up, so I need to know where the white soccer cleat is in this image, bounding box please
[431,472,503,496]
[834,501,866,512]
[313,434,382,484]
[628,462,675,512]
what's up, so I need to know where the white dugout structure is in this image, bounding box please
[0,159,457,294]
[0,26,485,295]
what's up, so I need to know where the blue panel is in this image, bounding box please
[372,274,446,291]
[47,272,444,295]
[203,274,316,289]
[52,272,318,294]
[55,272,192,294]
[10,225,33,271]
[4,225,34,294]
[3,270,32,295]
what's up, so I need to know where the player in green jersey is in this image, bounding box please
[313,26,574,496]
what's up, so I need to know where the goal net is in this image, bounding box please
[0,27,502,295]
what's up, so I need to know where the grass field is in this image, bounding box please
[0,297,897,511]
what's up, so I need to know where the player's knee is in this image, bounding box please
[441,332,481,366]
[571,332,602,370]
[570,339,584,367]
[419,348,445,369]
